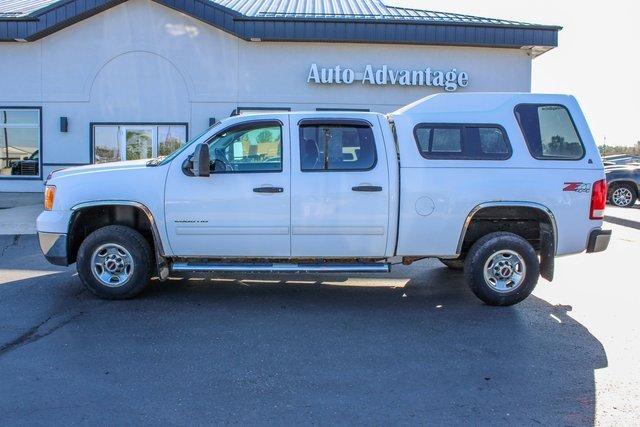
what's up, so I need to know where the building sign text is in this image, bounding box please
[307,64,469,92]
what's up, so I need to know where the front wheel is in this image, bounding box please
[464,232,539,306]
[77,225,153,300]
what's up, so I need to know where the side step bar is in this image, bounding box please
[171,262,391,274]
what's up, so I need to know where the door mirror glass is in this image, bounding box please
[189,143,210,177]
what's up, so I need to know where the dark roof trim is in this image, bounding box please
[0,0,559,51]
[0,16,39,21]
[232,14,561,31]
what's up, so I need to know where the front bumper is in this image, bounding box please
[38,231,69,266]
[586,229,611,253]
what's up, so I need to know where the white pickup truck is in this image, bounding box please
[37,93,611,306]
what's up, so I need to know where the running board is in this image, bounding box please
[171,262,390,274]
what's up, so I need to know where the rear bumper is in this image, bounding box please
[38,231,69,266]
[586,229,611,253]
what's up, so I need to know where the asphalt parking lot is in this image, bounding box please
[0,213,638,425]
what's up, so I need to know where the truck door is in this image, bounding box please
[290,117,390,257]
[164,117,291,257]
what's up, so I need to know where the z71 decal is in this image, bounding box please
[563,182,591,193]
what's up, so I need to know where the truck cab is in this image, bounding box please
[37,93,611,305]
[163,113,398,259]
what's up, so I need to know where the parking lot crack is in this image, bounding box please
[0,312,83,357]
[0,235,20,259]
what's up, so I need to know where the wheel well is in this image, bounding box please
[459,206,555,257]
[608,180,638,197]
[67,205,156,265]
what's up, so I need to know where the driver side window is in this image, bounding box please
[208,121,282,172]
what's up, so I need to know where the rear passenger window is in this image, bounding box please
[414,124,511,160]
[514,104,585,160]
[299,123,376,171]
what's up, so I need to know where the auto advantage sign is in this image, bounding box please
[307,64,469,92]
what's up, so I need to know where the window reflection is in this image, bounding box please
[515,105,585,160]
[93,124,187,163]
[208,124,282,172]
[0,109,40,177]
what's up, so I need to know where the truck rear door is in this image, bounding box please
[289,116,390,257]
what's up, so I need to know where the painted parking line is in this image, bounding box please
[604,215,640,230]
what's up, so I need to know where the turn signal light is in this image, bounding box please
[44,185,56,211]
[590,179,606,220]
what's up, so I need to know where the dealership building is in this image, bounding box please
[0,0,560,192]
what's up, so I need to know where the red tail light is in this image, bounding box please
[590,179,607,220]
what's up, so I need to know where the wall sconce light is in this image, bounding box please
[209,117,216,127]
[60,117,68,133]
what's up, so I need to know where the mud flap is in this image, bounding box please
[539,223,555,282]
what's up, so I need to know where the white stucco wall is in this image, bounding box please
[0,0,532,191]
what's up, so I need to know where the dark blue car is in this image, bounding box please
[605,164,640,207]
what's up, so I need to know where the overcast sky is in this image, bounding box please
[390,0,639,147]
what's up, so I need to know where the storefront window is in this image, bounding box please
[93,124,187,163]
[0,108,41,177]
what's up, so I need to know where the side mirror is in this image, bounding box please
[182,143,210,177]
[192,143,210,177]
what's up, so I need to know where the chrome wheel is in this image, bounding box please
[612,187,633,207]
[91,243,134,287]
[482,250,526,293]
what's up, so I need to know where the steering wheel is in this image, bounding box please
[213,148,236,171]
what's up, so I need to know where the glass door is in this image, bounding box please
[120,126,155,161]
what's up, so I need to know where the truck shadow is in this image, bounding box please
[144,268,607,424]
[0,257,608,425]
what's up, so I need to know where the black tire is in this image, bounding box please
[609,182,637,208]
[76,225,153,300]
[439,258,464,270]
[464,232,539,306]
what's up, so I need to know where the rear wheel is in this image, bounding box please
[464,232,539,306]
[609,183,637,208]
[77,225,153,300]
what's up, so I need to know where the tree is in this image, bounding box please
[255,130,274,144]
[598,143,640,157]
[158,137,182,156]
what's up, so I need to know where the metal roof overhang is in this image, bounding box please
[0,0,560,53]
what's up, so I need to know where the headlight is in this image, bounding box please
[44,185,56,211]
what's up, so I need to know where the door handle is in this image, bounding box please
[253,186,284,193]
[352,185,383,192]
